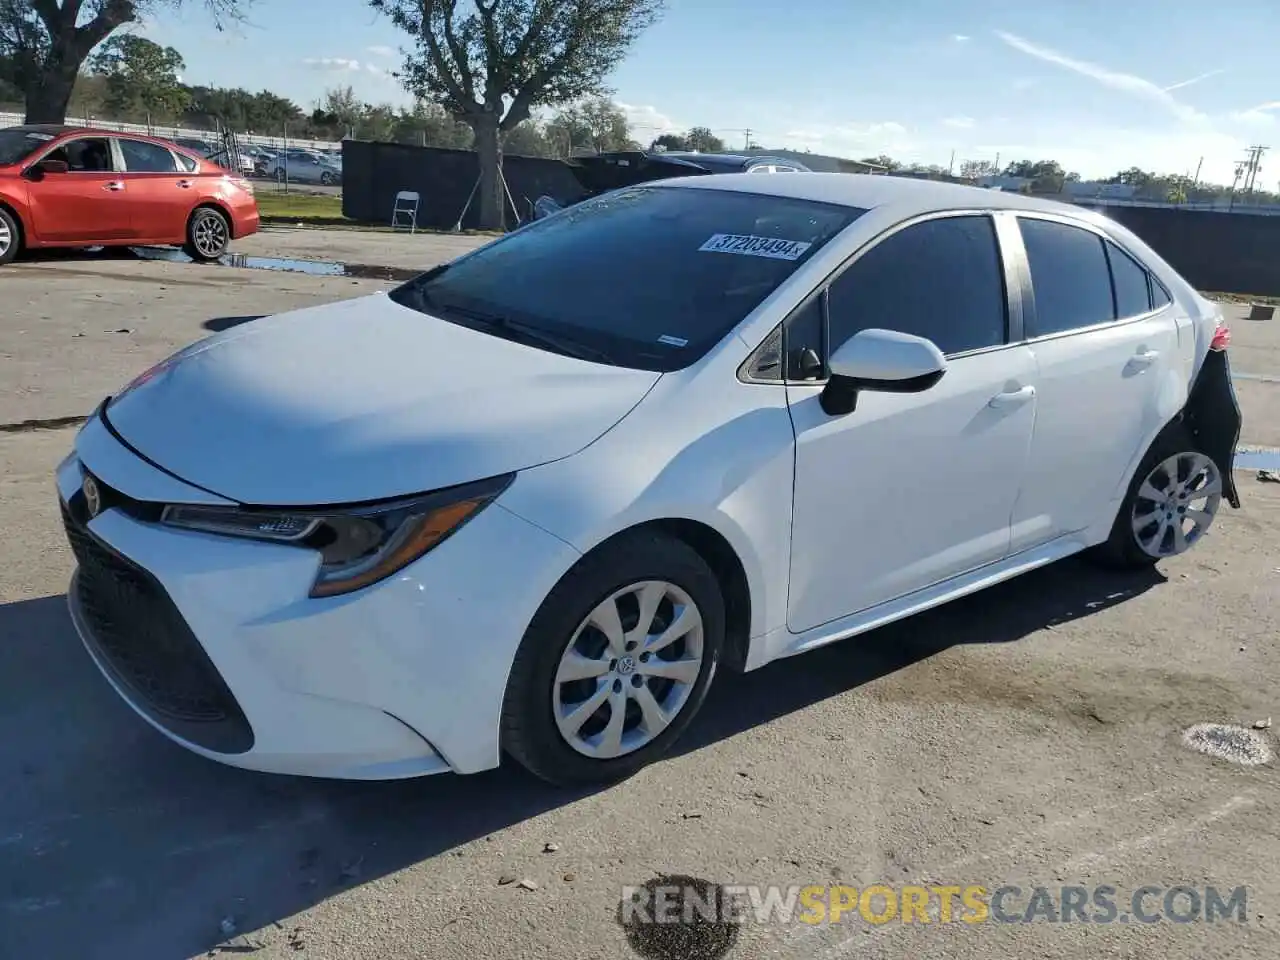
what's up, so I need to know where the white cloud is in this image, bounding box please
[1163,68,1226,92]
[366,45,397,58]
[615,101,680,135]
[995,31,1208,125]
[779,121,915,158]
[303,57,362,72]
[952,34,970,42]
[1230,100,1280,125]
[943,115,976,129]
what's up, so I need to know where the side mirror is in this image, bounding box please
[820,328,947,416]
[25,158,69,179]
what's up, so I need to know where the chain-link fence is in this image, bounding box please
[0,109,341,152]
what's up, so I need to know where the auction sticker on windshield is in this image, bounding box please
[699,234,812,260]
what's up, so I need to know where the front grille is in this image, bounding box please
[61,498,254,754]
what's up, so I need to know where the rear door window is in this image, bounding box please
[119,138,180,173]
[1105,240,1154,318]
[1019,217,1116,336]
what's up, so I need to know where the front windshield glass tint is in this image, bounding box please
[390,186,862,371]
[0,129,55,166]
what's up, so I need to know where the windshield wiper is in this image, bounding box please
[440,304,617,365]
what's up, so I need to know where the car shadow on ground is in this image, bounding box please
[0,557,1164,959]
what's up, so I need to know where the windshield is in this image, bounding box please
[0,128,56,166]
[390,185,862,371]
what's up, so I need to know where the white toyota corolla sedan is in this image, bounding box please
[57,174,1243,786]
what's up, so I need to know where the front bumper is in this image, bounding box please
[57,417,580,779]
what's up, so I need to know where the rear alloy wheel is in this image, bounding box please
[320,170,336,186]
[0,207,19,266]
[184,208,230,262]
[502,531,725,786]
[1130,451,1222,558]
[1091,427,1223,567]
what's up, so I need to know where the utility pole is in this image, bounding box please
[948,149,955,177]
[743,128,752,150]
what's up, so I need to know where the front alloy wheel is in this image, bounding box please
[0,206,19,265]
[1131,451,1222,558]
[553,581,705,759]
[502,531,725,786]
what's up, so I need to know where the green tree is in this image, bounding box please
[649,131,685,151]
[389,98,473,148]
[547,97,632,154]
[503,119,554,156]
[859,154,900,172]
[369,0,664,230]
[0,0,245,125]
[683,125,722,152]
[89,34,188,121]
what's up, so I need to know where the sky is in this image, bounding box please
[142,0,1280,186]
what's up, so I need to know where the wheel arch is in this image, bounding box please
[1098,352,1240,542]
[564,517,755,674]
[189,200,237,239]
[0,196,29,249]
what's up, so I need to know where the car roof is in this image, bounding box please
[658,171,1096,219]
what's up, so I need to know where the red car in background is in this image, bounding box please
[0,124,260,266]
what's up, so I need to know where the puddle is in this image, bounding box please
[1181,723,1271,766]
[1235,447,1280,471]
[128,246,421,281]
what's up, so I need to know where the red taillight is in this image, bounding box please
[1211,322,1231,351]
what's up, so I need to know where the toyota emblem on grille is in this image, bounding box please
[82,474,102,518]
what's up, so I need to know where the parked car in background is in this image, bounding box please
[531,150,812,219]
[55,174,1240,787]
[268,149,341,186]
[0,124,260,265]
[242,145,277,176]
[172,136,214,157]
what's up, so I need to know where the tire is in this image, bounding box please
[1089,424,1225,568]
[183,207,230,262]
[501,530,725,786]
[320,171,336,186]
[0,206,20,266]
[275,167,286,183]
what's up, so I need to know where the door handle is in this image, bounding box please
[104,181,125,191]
[176,180,193,188]
[1131,349,1160,366]
[988,385,1036,408]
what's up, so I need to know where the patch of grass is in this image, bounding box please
[254,191,346,220]
[251,190,504,237]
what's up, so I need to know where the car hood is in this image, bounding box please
[103,293,661,506]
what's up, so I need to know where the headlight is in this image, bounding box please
[160,474,514,598]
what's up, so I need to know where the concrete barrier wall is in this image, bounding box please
[341,140,588,230]
[342,143,1280,296]
[1081,204,1280,297]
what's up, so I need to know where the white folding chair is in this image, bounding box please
[391,190,420,233]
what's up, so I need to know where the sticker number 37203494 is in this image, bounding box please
[698,233,813,261]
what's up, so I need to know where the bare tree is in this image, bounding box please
[0,0,243,125]
[370,0,663,230]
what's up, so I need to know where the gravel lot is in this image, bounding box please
[1,238,1278,960]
